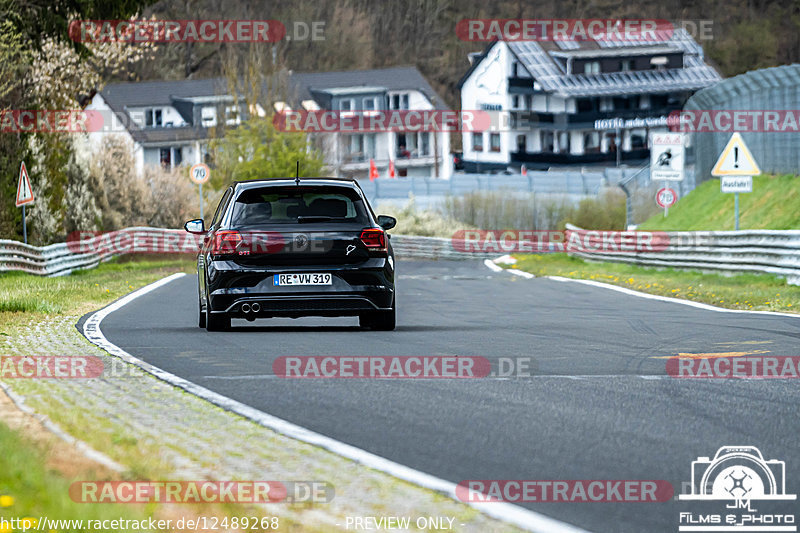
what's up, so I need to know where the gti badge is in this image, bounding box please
[345,244,356,256]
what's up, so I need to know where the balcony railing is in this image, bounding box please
[510,148,649,165]
[507,105,681,130]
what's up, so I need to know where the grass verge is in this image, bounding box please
[511,253,800,313]
[638,174,800,231]
[0,256,195,330]
[0,421,150,532]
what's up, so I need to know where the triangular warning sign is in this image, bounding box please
[16,161,34,207]
[711,133,760,176]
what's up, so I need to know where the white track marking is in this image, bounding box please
[82,273,588,533]
[485,255,799,319]
[508,269,535,279]
[546,276,800,318]
[483,259,503,272]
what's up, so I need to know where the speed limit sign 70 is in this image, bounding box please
[655,187,677,209]
[190,163,210,185]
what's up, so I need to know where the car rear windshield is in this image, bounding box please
[229,185,370,225]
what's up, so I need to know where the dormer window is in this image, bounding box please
[340,99,354,111]
[145,108,162,128]
[650,56,668,71]
[362,97,377,111]
[201,106,216,127]
[583,62,600,75]
[390,93,409,110]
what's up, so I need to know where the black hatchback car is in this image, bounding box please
[184,178,397,331]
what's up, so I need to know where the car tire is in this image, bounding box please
[205,305,230,332]
[360,298,395,331]
[198,298,206,328]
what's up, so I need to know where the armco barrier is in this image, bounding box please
[0,228,493,276]
[3,226,799,284]
[565,224,800,285]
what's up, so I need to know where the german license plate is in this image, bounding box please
[274,273,332,286]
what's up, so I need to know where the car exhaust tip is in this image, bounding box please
[241,303,251,313]
[251,302,261,313]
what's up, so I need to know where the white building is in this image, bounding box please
[85,66,451,180]
[458,29,721,171]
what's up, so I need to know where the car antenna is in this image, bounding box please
[295,161,300,185]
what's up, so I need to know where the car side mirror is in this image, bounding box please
[377,215,397,231]
[184,219,205,234]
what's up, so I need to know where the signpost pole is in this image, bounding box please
[22,205,26,244]
[734,192,739,230]
[199,182,204,221]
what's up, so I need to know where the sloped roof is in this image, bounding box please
[460,29,721,97]
[286,66,447,108]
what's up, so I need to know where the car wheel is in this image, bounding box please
[205,303,230,331]
[198,298,206,328]
[360,298,395,331]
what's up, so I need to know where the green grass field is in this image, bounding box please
[639,174,800,231]
[511,253,800,313]
[0,256,195,330]
[0,422,153,533]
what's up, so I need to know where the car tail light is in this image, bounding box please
[212,230,243,255]
[360,228,386,253]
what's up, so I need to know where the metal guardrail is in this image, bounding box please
[565,225,800,285]
[2,226,799,284]
[0,228,491,276]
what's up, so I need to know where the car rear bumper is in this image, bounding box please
[206,258,394,317]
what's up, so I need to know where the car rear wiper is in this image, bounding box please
[296,216,349,223]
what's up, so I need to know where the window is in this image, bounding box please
[557,132,570,154]
[159,148,171,167]
[344,134,375,161]
[516,134,526,152]
[472,132,483,152]
[512,95,520,109]
[584,132,601,153]
[390,93,409,110]
[420,132,430,156]
[541,131,554,152]
[230,186,369,225]
[583,61,600,75]
[201,107,216,127]
[490,133,501,152]
[340,99,354,111]
[576,98,594,113]
[362,97,377,111]
[630,128,647,149]
[650,56,668,71]
[225,105,240,126]
[145,108,162,128]
[620,59,633,72]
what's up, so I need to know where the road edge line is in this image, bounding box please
[81,273,588,533]
[485,255,799,319]
[545,275,800,318]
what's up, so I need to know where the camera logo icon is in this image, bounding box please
[680,446,796,502]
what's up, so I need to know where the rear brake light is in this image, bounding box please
[360,228,386,252]
[212,230,243,255]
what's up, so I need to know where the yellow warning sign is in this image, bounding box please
[711,132,761,176]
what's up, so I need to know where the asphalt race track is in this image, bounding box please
[97,259,800,532]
